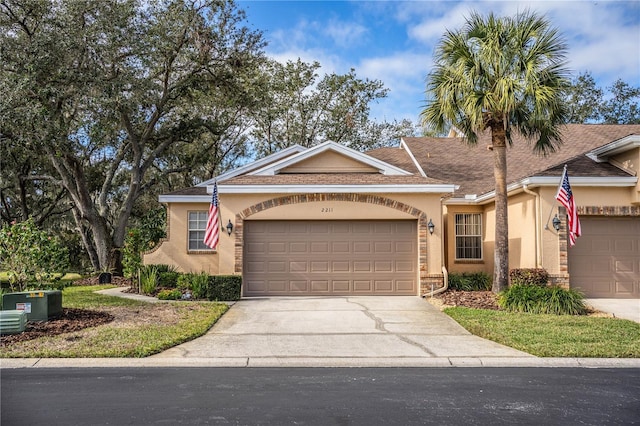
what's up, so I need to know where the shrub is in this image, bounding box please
[176,272,215,300]
[157,289,182,300]
[0,218,70,291]
[204,275,242,301]
[158,271,181,288]
[153,264,179,273]
[123,228,144,279]
[498,284,586,315]
[139,266,158,295]
[509,268,549,287]
[176,274,191,291]
[545,286,587,315]
[448,272,492,291]
[191,272,210,299]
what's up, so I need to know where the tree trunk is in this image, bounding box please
[47,148,114,273]
[491,124,509,293]
[87,212,112,272]
[110,212,131,277]
[72,208,100,270]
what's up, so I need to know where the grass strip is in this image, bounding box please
[0,272,82,284]
[444,307,640,358]
[62,285,147,308]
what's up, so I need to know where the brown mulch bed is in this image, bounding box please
[436,290,501,310]
[73,276,133,286]
[1,308,114,345]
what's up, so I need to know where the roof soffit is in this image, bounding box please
[587,134,640,161]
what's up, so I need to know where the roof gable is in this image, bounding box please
[279,150,379,174]
[161,141,460,201]
[250,141,412,176]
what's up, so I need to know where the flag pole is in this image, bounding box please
[203,180,221,250]
[555,164,581,246]
[544,164,566,229]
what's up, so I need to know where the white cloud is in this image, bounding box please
[268,48,343,74]
[250,0,639,124]
[324,19,368,48]
[359,52,431,82]
[406,3,473,45]
[265,21,314,54]
[357,52,433,122]
[402,1,639,86]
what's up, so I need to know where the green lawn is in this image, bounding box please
[1,285,228,358]
[445,307,640,358]
[0,272,83,284]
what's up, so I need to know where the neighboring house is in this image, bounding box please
[144,124,640,299]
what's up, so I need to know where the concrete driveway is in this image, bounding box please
[585,299,640,323]
[153,296,533,367]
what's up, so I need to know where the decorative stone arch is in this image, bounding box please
[233,193,434,290]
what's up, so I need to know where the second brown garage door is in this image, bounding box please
[569,217,640,298]
[243,220,418,296]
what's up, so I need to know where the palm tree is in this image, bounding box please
[421,10,570,292]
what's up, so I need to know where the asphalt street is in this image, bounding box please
[2,367,639,425]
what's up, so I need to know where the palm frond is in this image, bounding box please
[421,9,569,151]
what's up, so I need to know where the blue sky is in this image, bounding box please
[237,0,640,124]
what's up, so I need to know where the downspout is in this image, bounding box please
[522,185,542,268]
[422,266,449,298]
[422,200,449,298]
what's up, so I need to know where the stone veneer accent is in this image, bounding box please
[555,205,640,288]
[548,274,570,289]
[421,274,445,294]
[233,193,440,292]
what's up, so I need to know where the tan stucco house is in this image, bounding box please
[144,124,640,298]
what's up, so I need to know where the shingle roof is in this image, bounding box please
[162,143,447,197]
[163,124,639,199]
[365,146,422,175]
[163,186,208,196]
[221,173,444,186]
[543,155,632,178]
[402,124,640,198]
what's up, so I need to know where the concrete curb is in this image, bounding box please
[2,357,640,369]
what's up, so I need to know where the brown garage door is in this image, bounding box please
[243,220,418,296]
[569,217,640,298]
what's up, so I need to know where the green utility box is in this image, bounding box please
[0,310,27,334]
[2,290,63,321]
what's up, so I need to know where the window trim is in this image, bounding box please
[454,213,483,261]
[187,210,215,253]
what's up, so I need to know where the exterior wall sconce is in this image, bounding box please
[552,214,561,231]
[427,218,435,235]
[226,219,234,236]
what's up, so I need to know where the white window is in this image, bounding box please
[188,211,212,251]
[455,213,482,260]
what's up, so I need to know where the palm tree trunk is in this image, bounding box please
[491,124,509,292]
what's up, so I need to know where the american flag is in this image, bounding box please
[203,182,220,249]
[555,166,581,246]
